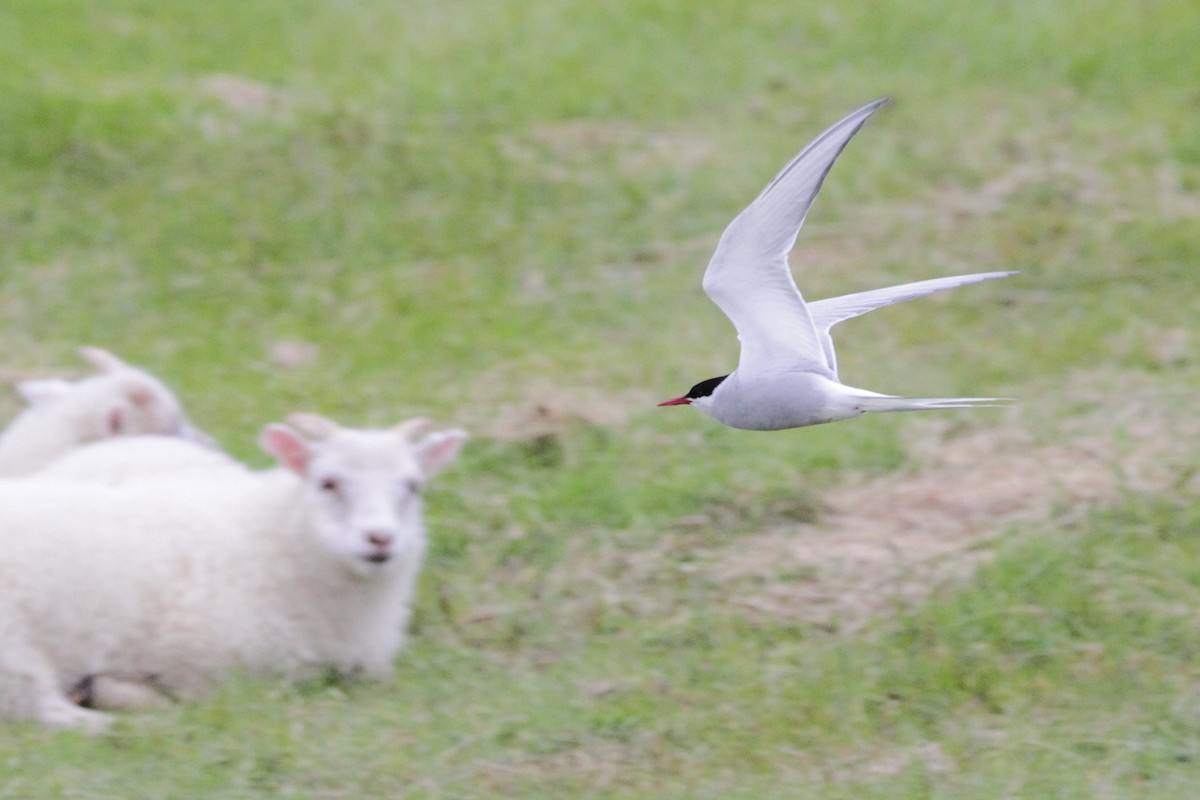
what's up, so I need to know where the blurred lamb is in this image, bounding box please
[0,347,216,476]
[34,413,343,486]
[0,413,466,731]
[34,436,245,484]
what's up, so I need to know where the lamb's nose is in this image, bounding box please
[366,532,394,548]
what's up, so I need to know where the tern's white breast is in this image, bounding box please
[698,370,862,431]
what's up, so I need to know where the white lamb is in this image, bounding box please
[0,413,467,730]
[33,435,246,484]
[0,346,216,476]
[31,413,348,485]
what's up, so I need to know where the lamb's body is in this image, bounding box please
[0,347,215,476]
[34,436,246,484]
[0,415,466,730]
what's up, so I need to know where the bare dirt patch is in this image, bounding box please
[695,372,1199,630]
[199,74,290,116]
[194,74,297,139]
[481,382,647,445]
[499,120,714,185]
[458,370,1198,634]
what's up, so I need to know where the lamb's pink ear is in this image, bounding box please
[259,424,313,474]
[15,378,72,407]
[122,379,158,408]
[416,429,468,478]
[285,413,340,441]
[393,417,433,441]
[78,346,128,374]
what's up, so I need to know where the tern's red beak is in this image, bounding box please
[657,396,692,407]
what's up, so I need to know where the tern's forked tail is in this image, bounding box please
[851,394,1013,414]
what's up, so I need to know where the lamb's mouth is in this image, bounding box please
[364,552,391,564]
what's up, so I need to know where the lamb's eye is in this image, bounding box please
[406,479,423,495]
[319,477,341,494]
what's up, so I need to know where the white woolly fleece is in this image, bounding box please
[0,419,466,730]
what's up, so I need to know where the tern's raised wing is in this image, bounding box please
[702,98,887,376]
[809,270,1017,375]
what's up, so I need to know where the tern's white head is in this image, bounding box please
[658,375,727,416]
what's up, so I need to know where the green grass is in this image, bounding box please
[1,0,1199,796]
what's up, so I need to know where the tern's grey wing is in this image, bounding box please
[702,98,888,376]
[808,270,1017,375]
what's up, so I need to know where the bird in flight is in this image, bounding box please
[658,98,1014,430]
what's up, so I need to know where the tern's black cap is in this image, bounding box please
[687,375,728,399]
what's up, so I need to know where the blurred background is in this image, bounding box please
[1,1,1198,797]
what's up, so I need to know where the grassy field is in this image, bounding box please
[2,0,1199,796]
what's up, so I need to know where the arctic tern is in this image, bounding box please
[658,98,1014,430]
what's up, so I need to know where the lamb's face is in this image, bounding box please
[260,419,467,578]
[303,431,428,575]
[72,371,217,449]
